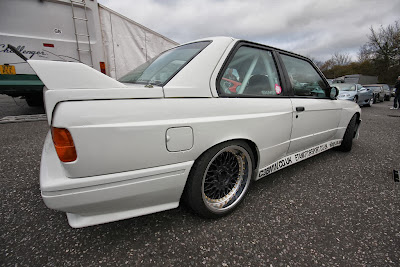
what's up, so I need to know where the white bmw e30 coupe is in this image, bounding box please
[26,37,361,228]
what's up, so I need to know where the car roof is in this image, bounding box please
[181,36,309,60]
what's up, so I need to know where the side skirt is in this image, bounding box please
[257,139,342,180]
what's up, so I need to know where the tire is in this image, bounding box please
[336,114,357,152]
[353,96,358,104]
[25,96,43,107]
[183,140,254,218]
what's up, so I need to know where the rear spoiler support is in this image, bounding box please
[7,44,28,61]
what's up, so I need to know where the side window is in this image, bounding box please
[281,54,329,98]
[218,46,282,97]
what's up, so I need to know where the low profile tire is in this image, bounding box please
[336,114,357,152]
[373,95,377,104]
[353,96,358,104]
[183,141,254,218]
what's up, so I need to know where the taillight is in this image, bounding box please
[100,62,106,74]
[51,127,77,162]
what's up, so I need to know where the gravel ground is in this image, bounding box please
[0,99,399,266]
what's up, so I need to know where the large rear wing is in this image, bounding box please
[27,60,125,90]
[26,60,163,125]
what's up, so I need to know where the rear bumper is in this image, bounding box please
[40,132,193,228]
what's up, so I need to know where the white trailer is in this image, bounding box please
[0,0,178,105]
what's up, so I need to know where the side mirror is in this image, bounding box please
[330,87,339,99]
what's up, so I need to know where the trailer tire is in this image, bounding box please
[26,96,43,107]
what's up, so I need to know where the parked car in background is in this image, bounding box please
[335,83,373,106]
[21,37,362,228]
[363,84,385,103]
[380,84,391,101]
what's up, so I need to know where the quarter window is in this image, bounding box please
[218,46,282,97]
[281,54,329,98]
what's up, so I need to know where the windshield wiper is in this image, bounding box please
[149,81,163,86]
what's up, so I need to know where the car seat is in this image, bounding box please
[245,75,272,95]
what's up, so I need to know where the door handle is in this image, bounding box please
[296,106,305,112]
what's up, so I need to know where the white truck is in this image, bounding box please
[0,0,178,106]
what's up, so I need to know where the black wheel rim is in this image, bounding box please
[201,145,252,212]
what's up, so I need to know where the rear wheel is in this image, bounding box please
[25,96,43,107]
[183,141,254,218]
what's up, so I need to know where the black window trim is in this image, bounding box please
[216,41,289,98]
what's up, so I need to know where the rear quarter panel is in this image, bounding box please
[51,98,293,178]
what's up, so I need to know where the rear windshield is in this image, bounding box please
[118,41,210,86]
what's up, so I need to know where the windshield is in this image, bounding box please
[118,41,210,86]
[335,83,356,91]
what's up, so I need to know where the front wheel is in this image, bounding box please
[336,114,357,152]
[183,141,254,218]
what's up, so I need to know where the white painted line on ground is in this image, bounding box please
[0,114,47,124]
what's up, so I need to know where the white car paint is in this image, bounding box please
[288,98,343,153]
[29,37,361,228]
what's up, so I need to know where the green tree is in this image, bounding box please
[364,21,400,84]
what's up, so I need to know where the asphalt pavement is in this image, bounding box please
[0,95,44,117]
[0,97,399,266]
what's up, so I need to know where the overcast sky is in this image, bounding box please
[98,0,399,62]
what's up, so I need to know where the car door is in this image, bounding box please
[216,44,293,170]
[278,53,342,154]
[357,84,371,104]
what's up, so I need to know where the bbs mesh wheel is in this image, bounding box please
[183,141,254,218]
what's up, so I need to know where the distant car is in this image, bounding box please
[363,84,385,103]
[380,84,391,101]
[335,83,374,106]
